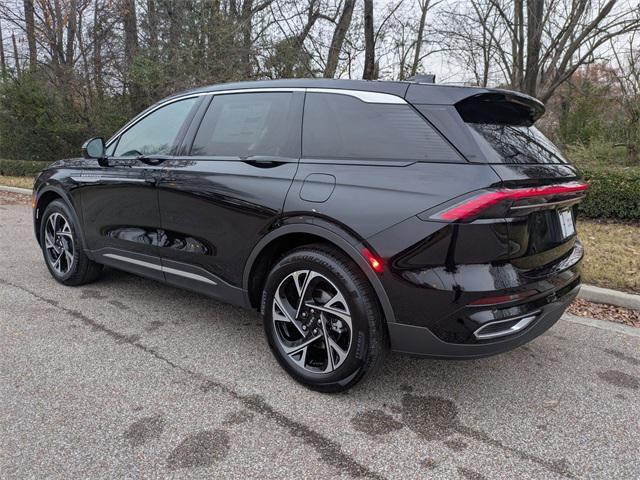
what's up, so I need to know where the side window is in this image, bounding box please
[114,97,198,157]
[104,140,117,157]
[191,92,297,158]
[302,93,461,162]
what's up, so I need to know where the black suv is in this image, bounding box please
[33,79,586,391]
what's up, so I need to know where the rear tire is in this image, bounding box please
[40,200,102,286]
[261,244,386,392]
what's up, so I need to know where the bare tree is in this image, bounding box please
[11,31,20,75]
[410,0,430,76]
[122,0,142,110]
[439,0,640,101]
[324,0,355,78]
[22,0,36,69]
[0,20,6,77]
[610,32,640,161]
[362,0,375,79]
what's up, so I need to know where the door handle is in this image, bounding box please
[137,155,171,166]
[240,155,287,168]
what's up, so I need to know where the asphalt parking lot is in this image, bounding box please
[1,194,639,479]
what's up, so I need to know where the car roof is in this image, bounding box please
[160,78,541,107]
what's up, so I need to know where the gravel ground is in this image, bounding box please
[1,194,639,479]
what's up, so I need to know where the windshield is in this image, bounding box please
[468,123,568,164]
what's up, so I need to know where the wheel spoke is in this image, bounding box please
[327,335,349,366]
[295,271,318,319]
[324,290,348,312]
[51,213,60,232]
[320,314,334,372]
[282,333,322,355]
[64,248,74,268]
[44,230,55,249]
[289,345,308,368]
[52,256,62,272]
[273,290,306,336]
[291,270,309,297]
[305,302,352,327]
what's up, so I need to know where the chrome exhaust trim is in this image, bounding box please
[473,311,540,340]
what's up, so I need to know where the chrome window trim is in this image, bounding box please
[305,88,406,104]
[106,87,406,147]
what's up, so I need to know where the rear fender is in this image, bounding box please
[242,220,397,325]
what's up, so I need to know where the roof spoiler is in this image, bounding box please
[455,91,545,126]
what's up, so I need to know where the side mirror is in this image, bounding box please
[82,137,106,164]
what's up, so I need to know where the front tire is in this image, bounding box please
[40,200,102,286]
[261,244,386,392]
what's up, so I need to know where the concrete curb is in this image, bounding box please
[562,313,640,337]
[0,185,31,195]
[578,284,640,310]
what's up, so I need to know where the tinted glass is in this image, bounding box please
[302,93,461,161]
[468,123,568,164]
[191,92,296,158]
[114,97,198,157]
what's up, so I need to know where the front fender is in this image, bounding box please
[33,179,86,250]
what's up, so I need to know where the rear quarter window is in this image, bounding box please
[302,93,462,162]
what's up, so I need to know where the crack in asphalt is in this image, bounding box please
[0,276,383,479]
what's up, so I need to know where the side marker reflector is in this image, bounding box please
[363,248,383,273]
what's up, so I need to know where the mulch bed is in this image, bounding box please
[0,190,31,205]
[568,298,640,328]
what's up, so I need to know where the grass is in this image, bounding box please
[0,175,34,189]
[577,219,640,293]
[566,141,640,173]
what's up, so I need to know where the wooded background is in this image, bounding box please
[0,0,639,165]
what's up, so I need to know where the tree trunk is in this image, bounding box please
[93,0,103,98]
[240,0,254,79]
[53,0,65,64]
[65,0,78,66]
[410,0,429,77]
[362,0,375,79]
[147,0,159,54]
[0,21,7,78]
[12,33,21,76]
[324,0,355,78]
[523,0,544,96]
[512,0,524,89]
[23,0,38,69]
[122,0,142,111]
[167,0,180,57]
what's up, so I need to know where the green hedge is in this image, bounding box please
[579,168,640,221]
[0,159,50,177]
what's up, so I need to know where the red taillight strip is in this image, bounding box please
[439,181,588,221]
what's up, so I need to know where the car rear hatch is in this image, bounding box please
[454,92,588,273]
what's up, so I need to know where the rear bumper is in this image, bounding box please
[387,283,579,358]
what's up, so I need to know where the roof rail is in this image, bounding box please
[407,74,436,84]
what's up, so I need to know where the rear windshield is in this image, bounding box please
[468,123,568,164]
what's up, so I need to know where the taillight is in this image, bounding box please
[427,181,588,222]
